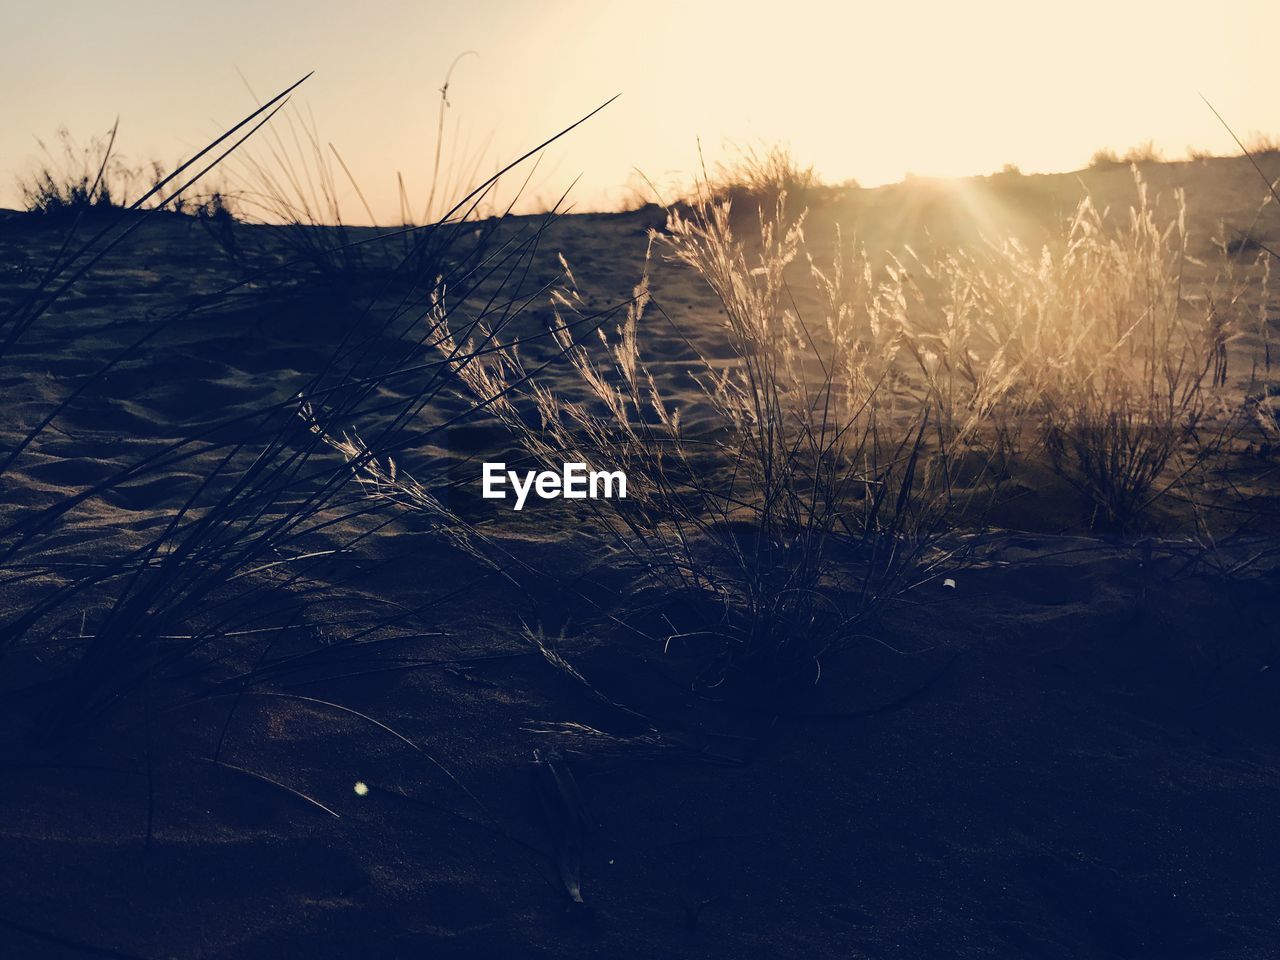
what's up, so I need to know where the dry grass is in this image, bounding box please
[989,175,1239,528]
[1089,147,1122,169]
[1242,132,1280,157]
[1122,141,1164,164]
[345,192,1025,680]
[18,127,125,216]
[219,77,580,302]
[1090,142,1164,169]
[18,125,235,220]
[224,105,401,281]
[309,149,1259,681]
[0,78,605,753]
[698,144,823,210]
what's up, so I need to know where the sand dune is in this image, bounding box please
[1,156,1279,958]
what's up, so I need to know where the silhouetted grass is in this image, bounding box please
[0,85,618,770]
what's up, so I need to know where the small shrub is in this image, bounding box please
[1089,147,1121,169]
[1241,132,1280,157]
[194,190,237,223]
[700,143,821,209]
[18,127,130,217]
[1122,140,1163,164]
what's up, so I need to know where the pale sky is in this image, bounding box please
[2,1,1275,223]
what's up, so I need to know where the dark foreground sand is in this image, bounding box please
[1,157,1279,958]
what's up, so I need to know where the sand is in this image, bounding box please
[1,156,1279,958]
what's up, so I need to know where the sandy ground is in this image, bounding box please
[1,156,1279,958]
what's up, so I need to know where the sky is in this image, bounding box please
[1,0,1276,223]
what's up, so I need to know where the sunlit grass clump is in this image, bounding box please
[992,177,1237,528]
[318,162,1254,682]
[359,194,1021,679]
